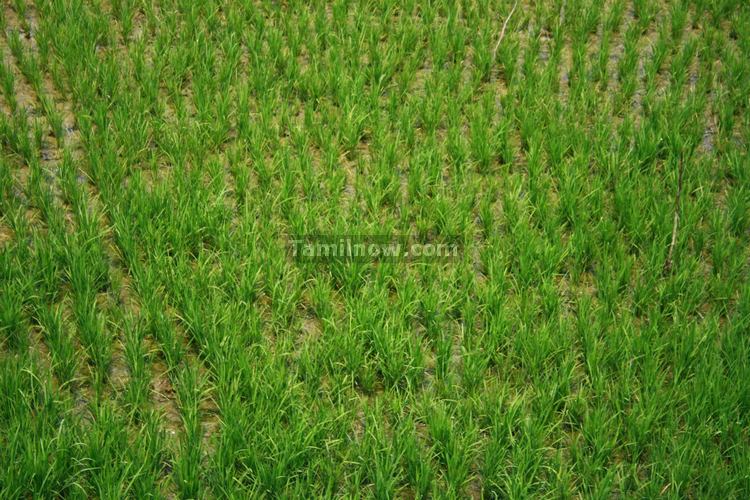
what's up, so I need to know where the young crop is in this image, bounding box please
[0,0,748,497]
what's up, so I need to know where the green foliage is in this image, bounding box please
[0,0,748,497]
